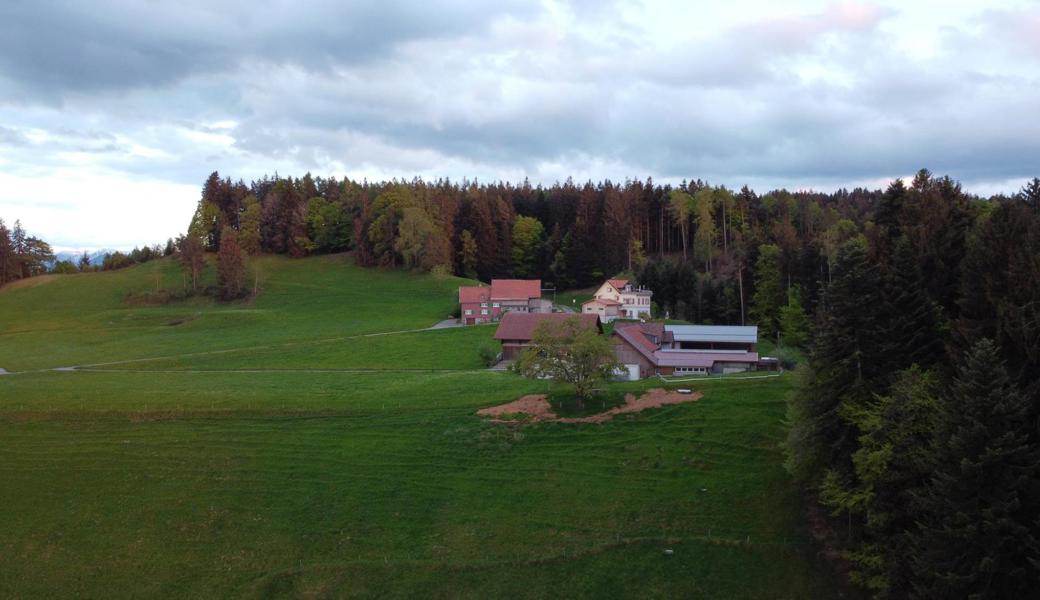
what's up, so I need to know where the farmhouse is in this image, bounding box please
[582,278,652,322]
[612,322,762,380]
[494,312,602,360]
[458,279,551,325]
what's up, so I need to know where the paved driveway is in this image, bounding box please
[428,318,463,329]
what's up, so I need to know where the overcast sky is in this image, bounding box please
[1,1,1038,250]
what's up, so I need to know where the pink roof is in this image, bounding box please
[459,286,490,304]
[607,279,629,291]
[494,312,601,341]
[490,279,541,300]
[583,297,621,307]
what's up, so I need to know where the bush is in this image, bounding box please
[478,343,499,367]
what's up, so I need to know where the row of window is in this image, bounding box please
[622,297,650,305]
[479,302,501,308]
[464,309,490,316]
[674,366,709,374]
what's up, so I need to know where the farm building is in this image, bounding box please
[493,312,602,360]
[581,278,652,322]
[458,279,551,325]
[612,322,764,380]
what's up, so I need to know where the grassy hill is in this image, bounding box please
[0,256,854,598]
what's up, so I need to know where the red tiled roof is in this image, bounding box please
[491,279,541,300]
[583,298,621,307]
[459,286,490,304]
[494,312,601,341]
[607,279,628,291]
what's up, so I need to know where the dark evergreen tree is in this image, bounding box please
[877,237,943,373]
[787,238,883,481]
[910,340,1040,599]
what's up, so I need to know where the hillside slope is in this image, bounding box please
[0,257,855,598]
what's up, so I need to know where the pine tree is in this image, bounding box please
[78,251,92,272]
[458,229,478,279]
[910,340,1040,599]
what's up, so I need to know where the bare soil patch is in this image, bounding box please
[477,388,702,424]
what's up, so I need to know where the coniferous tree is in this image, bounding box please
[787,238,883,481]
[910,340,1040,599]
[877,237,943,373]
[838,367,942,597]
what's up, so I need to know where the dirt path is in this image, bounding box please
[477,388,702,424]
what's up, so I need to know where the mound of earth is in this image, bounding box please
[477,388,702,424]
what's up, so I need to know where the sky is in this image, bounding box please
[0,1,1038,250]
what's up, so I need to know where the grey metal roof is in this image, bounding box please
[664,325,758,344]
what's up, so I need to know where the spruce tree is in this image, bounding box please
[787,238,883,480]
[878,237,943,373]
[842,367,941,596]
[910,340,1040,599]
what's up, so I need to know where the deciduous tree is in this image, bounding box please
[514,317,618,404]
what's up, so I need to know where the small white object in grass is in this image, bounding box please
[677,388,692,394]
[700,488,708,493]
[663,548,674,556]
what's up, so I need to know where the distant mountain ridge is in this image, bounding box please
[52,249,118,267]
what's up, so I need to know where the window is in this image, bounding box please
[492,302,500,308]
[675,366,708,375]
[464,309,473,316]
[481,302,488,308]
[481,309,488,315]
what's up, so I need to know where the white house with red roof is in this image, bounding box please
[582,278,652,322]
[458,279,550,325]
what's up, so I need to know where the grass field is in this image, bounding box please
[0,256,853,598]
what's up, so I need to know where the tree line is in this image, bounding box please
[786,174,1040,598]
[186,170,889,322]
[0,219,54,284]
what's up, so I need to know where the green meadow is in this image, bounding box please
[0,256,853,598]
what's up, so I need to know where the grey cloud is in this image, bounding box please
[0,0,535,99]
